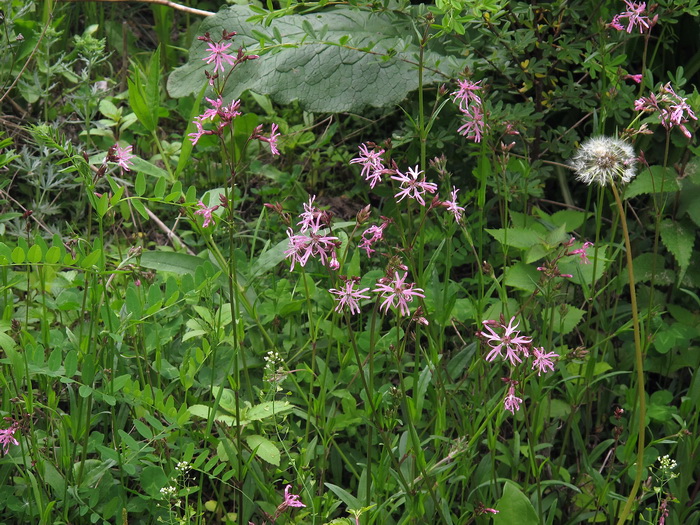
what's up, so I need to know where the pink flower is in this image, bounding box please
[202,41,237,73]
[609,1,652,33]
[329,278,371,315]
[452,79,487,142]
[200,96,224,121]
[635,83,697,138]
[109,144,135,171]
[441,186,465,222]
[272,485,305,520]
[255,123,281,155]
[624,73,643,84]
[199,97,242,126]
[359,218,391,257]
[568,241,594,264]
[457,104,487,143]
[194,200,220,228]
[391,166,438,206]
[282,485,305,508]
[284,228,339,271]
[0,422,19,454]
[297,195,324,233]
[475,503,500,516]
[350,143,385,188]
[478,317,532,366]
[451,79,482,112]
[503,385,523,414]
[188,117,207,145]
[531,347,558,376]
[373,271,425,316]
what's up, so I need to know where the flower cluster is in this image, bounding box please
[477,316,558,414]
[350,144,465,224]
[328,269,425,318]
[657,455,678,479]
[452,79,487,142]
[537,236,595,279]
[284,196,340,271]
[189,32,280,155]
[635,83,698,139]
[350,142,387,188]
[609,1,655,34]
[569,136,637,186]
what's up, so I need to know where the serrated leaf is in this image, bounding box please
[659,219,694,282]
[168,5,466,113]
[549,304,585,334]
[624,165,680,199]
[246,434,280,465]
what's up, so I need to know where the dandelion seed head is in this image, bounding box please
[570,136,637,186]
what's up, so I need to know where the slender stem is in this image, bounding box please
[612,183,646,524]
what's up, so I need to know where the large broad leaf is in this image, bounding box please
[168,5,467,113]
[493,481,539,525]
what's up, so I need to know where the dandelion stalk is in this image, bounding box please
[569,135,646,522]
[612,182,645,524]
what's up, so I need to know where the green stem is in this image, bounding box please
[612,183,646,524]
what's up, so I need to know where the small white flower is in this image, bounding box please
[175,461,191,472]
[570,136,637,186]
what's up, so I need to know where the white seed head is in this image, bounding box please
[570,136,637,186]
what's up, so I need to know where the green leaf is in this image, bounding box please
[135,172,146,196]
[140,466,168,498]
[504,262,540,293]
[249,237,289,277]
[131,199,150,220]
[27,244,42,263]
[245,434,280,466]
[246,401,293,421]
[325,483,362,510]
[486,228,543,250]
[624,166,680,199]
[128,76,156,132]
[131,157,169,179]
[659,219,694,282]
[11,246,25,264]
[549,304,586,335]
[45,246,61,264]
[168,5,466,113]
[493,481,539,525]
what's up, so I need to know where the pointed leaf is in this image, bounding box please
[659,219,694,282]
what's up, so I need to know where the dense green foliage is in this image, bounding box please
[1,0,700,524]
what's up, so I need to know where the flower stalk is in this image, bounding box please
[612,182,646,524]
